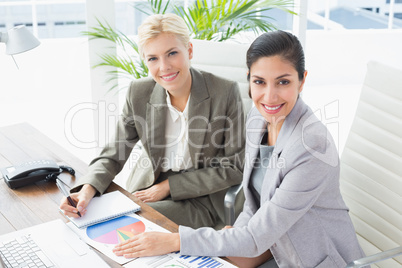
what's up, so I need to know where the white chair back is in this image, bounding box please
[340,61,402,267]
[191,39,252,114]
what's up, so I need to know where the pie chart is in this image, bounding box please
[86,215,145,244]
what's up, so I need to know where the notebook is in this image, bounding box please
[67,190,141,229]
[0,219,109,268]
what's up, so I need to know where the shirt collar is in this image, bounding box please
[166,90,190,122]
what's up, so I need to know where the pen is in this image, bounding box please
[56,178,82,217]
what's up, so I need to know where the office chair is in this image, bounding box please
[191,39,250,227]
[340,61,402,267]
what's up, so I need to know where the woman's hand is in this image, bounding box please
[59,184,96,218]
[113,232,180,258]
[134,180,170,203]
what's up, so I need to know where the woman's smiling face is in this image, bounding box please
[142,32,193,94]
[250,55,307,129]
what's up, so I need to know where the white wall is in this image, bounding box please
[0,38,97,163]
[305,29,402,87]
[303,29,402,154]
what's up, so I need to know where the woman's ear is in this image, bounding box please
[299,70,308,94]
[247,71,251,98]
[188,42,193,60]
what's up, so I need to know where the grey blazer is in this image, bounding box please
[179,98,365,267]
[72,68,245,220]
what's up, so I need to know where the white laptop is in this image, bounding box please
[0,219,109,268]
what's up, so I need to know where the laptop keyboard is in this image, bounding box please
[0,234,54,268]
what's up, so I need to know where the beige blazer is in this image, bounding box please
[72,68,245,219]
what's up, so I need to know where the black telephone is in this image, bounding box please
[0,159,75,189]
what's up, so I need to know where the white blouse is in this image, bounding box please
[161,91,193,172]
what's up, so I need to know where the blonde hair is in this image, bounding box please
[137,13,190,58]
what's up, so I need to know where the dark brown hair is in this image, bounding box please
[247,31,305,97]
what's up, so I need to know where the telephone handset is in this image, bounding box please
[0,159,75,189]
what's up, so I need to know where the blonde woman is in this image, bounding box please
[60,14,245,229]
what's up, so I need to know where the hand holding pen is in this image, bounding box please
[56,178,82,217]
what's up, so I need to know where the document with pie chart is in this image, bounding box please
[67,213,170,265]
[86,215,146,244]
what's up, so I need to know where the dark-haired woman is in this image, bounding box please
[113,31,365,268]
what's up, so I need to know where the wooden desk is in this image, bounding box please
[0,122,178,266]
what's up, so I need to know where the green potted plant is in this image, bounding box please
[84,0,295,92]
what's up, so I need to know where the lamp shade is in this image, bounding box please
[1,25,40,55]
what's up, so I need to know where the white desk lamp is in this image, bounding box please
[0,25,40,55]
[0,25,40,68]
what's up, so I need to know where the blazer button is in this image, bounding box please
[273,243,277,247]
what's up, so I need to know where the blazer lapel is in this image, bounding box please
[243,110,268,189]
[260,97,308,202]
[146,83,167,176]
[187,68,211,167]
[273,97,307,157]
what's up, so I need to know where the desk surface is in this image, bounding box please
[0,122,179,267]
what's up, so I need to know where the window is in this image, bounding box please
[115,1,147,35]
[307,0,402,30]
[386,0,402,3]
[0,0,87,38]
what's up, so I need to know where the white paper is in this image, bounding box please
[67,213,170,265]
[68,191,141,229]
[67,213,237,267]
[125,252,238,268]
